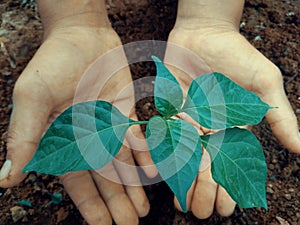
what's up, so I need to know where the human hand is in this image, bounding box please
[165,0,300,219]
[0,1,156,224]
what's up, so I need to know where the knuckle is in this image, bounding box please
[253,64,283,93]
[13,78,35,99]
[12,76,52,103]
[115,147,133,162]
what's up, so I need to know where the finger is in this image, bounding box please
[113,145,150,217]
[107,68,158,178]
[191,151,217,219]
[0,79,52,187]
[92,163,139,225]
[262,84,300,153]
[215,186,236,217]
[126,122,158,178]
[60,171,112,225]
[173,179,196,212]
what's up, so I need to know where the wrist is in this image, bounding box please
[37,0,110,36]
[175,0,244,31]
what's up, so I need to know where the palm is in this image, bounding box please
[167,27,299,153]
[19,27,133,112]
[3,26,151,225]
[166,27,299,218]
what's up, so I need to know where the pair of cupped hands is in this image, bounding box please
[0,21,299,225]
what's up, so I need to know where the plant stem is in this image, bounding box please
[131,120,148,125]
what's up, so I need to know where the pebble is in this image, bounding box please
[10,206,27,222]
[266,186,274,194]
[276,216,290,225]
[8,104,13,109]
[56,208,69,223]
[25,173,37,183]
[254,35,262,41]
[284,193,292,200]
[286,12,295,16]
[240,21,246,28]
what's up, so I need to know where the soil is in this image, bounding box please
[0,0,299,224]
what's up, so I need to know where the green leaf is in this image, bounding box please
[50,192,63,205]
[152,56,183,118]
[182,72,271,129]
[17,199,32,207]
[201,128,268,209]
[146,116,202,212]
[23,100,136,176]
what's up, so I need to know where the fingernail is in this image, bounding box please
[0,160,12,180]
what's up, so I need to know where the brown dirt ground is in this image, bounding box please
[0,0,299,224]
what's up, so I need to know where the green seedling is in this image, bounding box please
[17,199,32,207]
[16,192,63,208]
[49,192,63,205]
[23,56,271,211]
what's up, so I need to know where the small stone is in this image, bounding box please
[28,209,34,216]
[286,12,295,16]
[25,173,37,183]
[240,21,246,28]
[254,35,262,41]
[22,216,29,222]
[266,187,274,194]
[276,216,290,225]
[56,207,69,223]
[143,102,151,111]
[8,104,13,109]
[284,194,292,200]
[10,206,27,222]
[33,183,41,191]
[288,188,294,193]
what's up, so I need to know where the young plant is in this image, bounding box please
[23,56,271,211]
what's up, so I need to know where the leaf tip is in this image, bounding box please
[22,165,30,174]
[269,105,278,110]
[151,55,162,63]
[181,205,188,213]
[262,200,268,211]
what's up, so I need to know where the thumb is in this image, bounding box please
[0,80,51,187]
[261,74,300,154]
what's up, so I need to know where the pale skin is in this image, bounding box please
[168,0,300,218]
[0,0,299,225]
